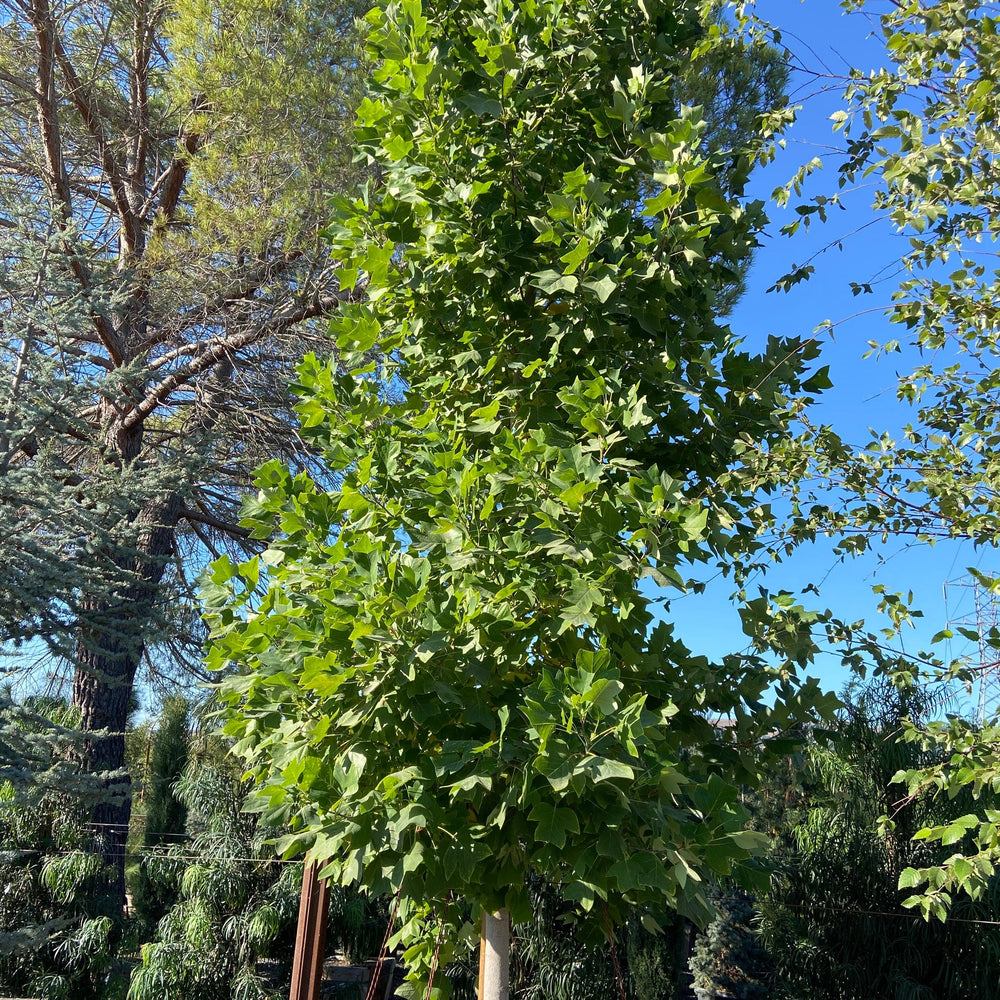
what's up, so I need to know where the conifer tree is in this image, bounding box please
[0,0,366,902]
[0,694,128,999]
[132,696,190,934]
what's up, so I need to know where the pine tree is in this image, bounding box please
[0,0,367,903]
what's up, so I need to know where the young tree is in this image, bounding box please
[209,0,838,990]
[131,696,190,935]
[0,0,365,901]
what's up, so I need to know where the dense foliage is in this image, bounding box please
[0,696,129,1000]
[128,752,305,1000]
[11,0,1000,993]
[130,697,191,936]
[128,733,390,1000]
[758,685,1000,999]
[207,0,840,993]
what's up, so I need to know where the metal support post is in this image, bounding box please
[290,858,331,1000]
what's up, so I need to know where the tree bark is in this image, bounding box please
[71,409,181,907]
[478,909,510,1000]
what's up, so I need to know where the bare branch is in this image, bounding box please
[186,517,222,559]
[123,287,357,431]
[179,505,251,540]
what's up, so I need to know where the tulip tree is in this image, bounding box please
[207,0,838,988]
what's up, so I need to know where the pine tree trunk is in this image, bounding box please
[71,411,181,909]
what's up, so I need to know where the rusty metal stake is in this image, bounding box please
[290,858,331,1000]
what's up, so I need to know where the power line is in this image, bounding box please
[778,900,1000,928]
[1,846,306,866]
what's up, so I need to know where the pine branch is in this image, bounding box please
[50,30,141,256]
[143,251,308,364]
[123,288,357,431]
[179,501,250,539]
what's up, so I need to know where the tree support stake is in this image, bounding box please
[290,858,330,1000]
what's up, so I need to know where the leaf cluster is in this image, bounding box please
[209,0,839,989]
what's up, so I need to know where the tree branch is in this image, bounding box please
[50,30,142,257]
[123,287,358,431]
[27,0,123,365]
[144,251,308,362]
[30,0,71,215]
[179,505,251,540]
[150,117,201,225]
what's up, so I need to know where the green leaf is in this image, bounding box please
[583,274,617,303]
[580,755,634,784]
[560,237,590,275]
[460,92,502,118]
[802,365,832,393]
[528,802,580,849]
[532,269,578,296]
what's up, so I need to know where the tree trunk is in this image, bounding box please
[478,909,510,1000]
[71,410,181,907]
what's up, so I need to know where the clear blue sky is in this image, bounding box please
[673,0,991,698]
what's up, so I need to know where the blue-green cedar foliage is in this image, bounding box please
[0,695,128,999]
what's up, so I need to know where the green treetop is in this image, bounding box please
[208,0,838,989]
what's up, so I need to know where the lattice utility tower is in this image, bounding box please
[945,574,1000,724]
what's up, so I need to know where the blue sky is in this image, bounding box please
[673,0,993,699]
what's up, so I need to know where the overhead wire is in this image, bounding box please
[13,841,1000,929]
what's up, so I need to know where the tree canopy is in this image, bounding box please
[209,0,839,988]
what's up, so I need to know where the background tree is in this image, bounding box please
[0,0,366,901]
[688,887,770,1000]
[128,740,388,1000]
[130,695,190,935]
[761,0,1000,915]
[758,683,1000,999]
[0,694,130,1000]
[209,0,839,993]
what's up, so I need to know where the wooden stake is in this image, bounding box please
[478,908,510,1000]
[290,858,331,1000]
